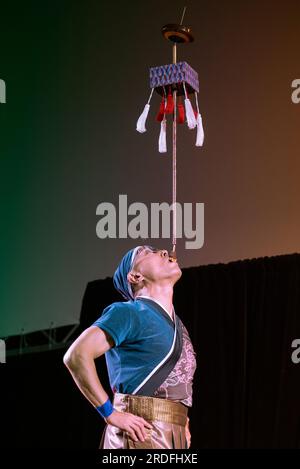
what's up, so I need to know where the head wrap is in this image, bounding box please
[113,246,143,301]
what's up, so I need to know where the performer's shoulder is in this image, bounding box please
[101,300,138,316]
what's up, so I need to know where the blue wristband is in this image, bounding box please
[96,398,115,419]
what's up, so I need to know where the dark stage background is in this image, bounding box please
[2,252,300,449]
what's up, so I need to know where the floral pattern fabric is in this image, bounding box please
[153,320,197,407]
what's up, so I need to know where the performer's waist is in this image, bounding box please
[113,393,188,427]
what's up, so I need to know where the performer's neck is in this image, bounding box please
[135,285,174,320]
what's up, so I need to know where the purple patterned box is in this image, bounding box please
[149,61,199,96]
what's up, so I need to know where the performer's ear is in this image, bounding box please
[127,271,144,286]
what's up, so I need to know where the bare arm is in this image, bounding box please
[63,326,113,407]
[63,326,152,442]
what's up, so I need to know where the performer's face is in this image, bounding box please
[130,245,182,285]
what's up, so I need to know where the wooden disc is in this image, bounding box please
[161,23,194,43]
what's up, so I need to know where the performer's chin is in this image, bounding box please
[171,263,182,281]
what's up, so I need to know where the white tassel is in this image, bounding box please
[136,88,154,133]
[195,91,204,146]
[158,87,167,153]
[184,98,197,129]
[158,118,167,153]
[196,113,204,146]
[183,82,196,129]
[136,104,150,133]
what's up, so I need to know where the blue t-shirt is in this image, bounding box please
[92,298,175,394]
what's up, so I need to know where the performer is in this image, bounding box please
[63,245,197,449]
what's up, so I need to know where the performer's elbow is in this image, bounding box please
[63,349,75,368]
[63,346,86,370]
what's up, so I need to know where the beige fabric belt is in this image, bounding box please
[117,393,188,427]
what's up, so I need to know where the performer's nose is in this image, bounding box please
[160,250,168,258]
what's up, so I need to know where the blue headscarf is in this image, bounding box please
[113,246,143,301]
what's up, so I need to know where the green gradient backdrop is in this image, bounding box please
[1,0,300,336]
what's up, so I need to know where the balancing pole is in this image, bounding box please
[161,7,194,261]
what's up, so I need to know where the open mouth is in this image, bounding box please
[168,257,177,263]
[167,250,177,263]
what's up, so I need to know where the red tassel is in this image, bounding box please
[156,96,165,122]
[165,88,174,114]
[177,102,185,124]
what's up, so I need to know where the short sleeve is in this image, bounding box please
[92,302,135,346]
